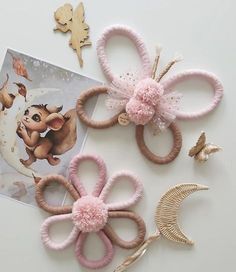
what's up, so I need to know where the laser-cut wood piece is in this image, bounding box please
[54,2,91,67]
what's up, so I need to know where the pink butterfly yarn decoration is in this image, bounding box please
[77,25,224,165]
[97,26,223,132]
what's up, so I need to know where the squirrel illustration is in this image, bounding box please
[17,104,77,167]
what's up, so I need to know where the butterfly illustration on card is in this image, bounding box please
[188,132,221,162]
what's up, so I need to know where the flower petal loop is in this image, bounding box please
[100,171,143,210]
[69,154,107,197]
[35,174,79,215]
[104,211,146,249]
[75,231,114,269]
[41,214,80,250]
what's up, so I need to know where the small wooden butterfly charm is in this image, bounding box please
[189,132,221,162]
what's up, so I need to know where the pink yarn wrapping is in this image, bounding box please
[96,24,152,82]
[162,69,224,120]
[40,153,143,269]
[69,154,107,197]
[96,25,223,128]
[75,231,114,269]
[41,214,79,250]
[99,171,143,210]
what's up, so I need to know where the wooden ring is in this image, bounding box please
[135,122,182,164]
[103,211,146,249]
[35,174,80,215]
[77,86,120,129]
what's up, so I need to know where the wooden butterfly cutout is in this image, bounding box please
[189,132,221,162]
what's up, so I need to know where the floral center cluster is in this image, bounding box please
[72,195,108,233]
[126,78,164,125]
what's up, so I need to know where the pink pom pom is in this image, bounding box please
[126,78,164,125]
[72,196,108,233]
[134,78,163,106]
[126,97,155,125]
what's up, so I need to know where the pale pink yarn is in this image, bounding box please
[96,25,224,129]
[162,69,224,120]
[40,154,143,269]
[97,25,152,82]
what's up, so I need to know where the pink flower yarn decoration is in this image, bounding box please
[35,154,146,269]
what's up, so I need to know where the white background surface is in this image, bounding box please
[0,0,235,271]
